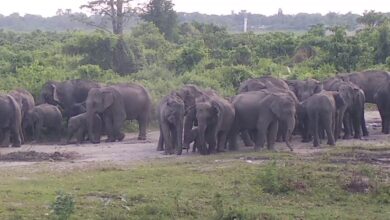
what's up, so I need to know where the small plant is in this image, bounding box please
[50,191,75,220]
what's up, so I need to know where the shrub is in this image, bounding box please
[50,191,75,220]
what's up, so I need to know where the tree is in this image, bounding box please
[80,0,137,75]
[357,10,387,29]
[375,22,390,63]
[140,0,177,41]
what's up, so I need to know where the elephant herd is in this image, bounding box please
[158,70,390,155]
[2,70,390,155]
[0,80,152,147]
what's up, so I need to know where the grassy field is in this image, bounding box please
[0,145,389,220]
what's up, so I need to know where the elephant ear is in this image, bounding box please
[211,100,223,118]
[50,84,60,103]
[102,91,115,110]
[314,81,323,93]
[268,95,285,119]
[332,92,345,109]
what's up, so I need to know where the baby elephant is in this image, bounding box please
[67,113,102,144]
[25,104,63,142]
[157,92,185,155]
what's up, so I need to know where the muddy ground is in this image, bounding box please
[0,111,389,170]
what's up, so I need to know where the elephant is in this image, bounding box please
[157,92,185,155]
[374,83,390,134]
[239,79,299,144]
[40,79,101,119]
[229,91,296,151]
[239,76,289,93]
[324,78,368,139]
[176,85,206,149]
[338,70,390,103]
[298,91,344,147]
[7,89,35,143]
[338,70,390,133]
[195,92,235,154]
[0,95,22,147]
[86,83,152,143]
[24,104,63,142]
[66,112,102,144]
[285,79,323,101]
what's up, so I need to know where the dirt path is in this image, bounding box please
[0,111,389,170]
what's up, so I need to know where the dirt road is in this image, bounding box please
[0,111,389,169]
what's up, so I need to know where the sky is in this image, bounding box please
[0,0,389,17]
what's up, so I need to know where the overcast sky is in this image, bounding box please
[0,0,389,17]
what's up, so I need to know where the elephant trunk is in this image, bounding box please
[176,117,184,155]
[197,121,207,155]
[87,110,97,144]
[284,116,295,151]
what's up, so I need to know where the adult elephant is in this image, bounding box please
[40,79,101,119]
[285,79,323,101]
[338,70,390,103]
[239,76,289,93]
[157,92,185,155]
[324,78,368,139]
[195,92,235,154]
[0,95,23,147]
[338,70,390,134]
[176,85,205,149]
[86,83,152,143]
[8,89,35,143]
[229,91,296,151]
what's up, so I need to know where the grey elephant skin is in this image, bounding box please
[324,78,368,139]
[9,88,35,142]
[176,85,205,149]
[239,77,299,144]
[0,95,23,147]
[230,91,296,151]
[285,79,323,101]
[239,76,289,93]
[298,91,344,147]
[86,83,152,143]
[338,70,390,133]
[40,79,101,119]
[67,113,102,144]
[24,104,63,142]
[195,91,235,154]
[157,92,185,155]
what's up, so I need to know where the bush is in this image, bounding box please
[50,191,75,220]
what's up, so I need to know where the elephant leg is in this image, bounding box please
[10,126,21,148]
[161,123,172,154]
[309,111,320,147]
[267,121,278,150]
[103,116,115,142]
[255,119,268,150]
[75,127,85,144]
[206,127,217,154]
[377,105,386,133]
[137,115,148,140]
[240,131,254,146]
[276,120,285,142]
[361,110,369,137]
[35,121,44,142]
[322,112,335,146]
[343,112,352,139]
[183,110,195,149]
[217,131,228,152]
[1,131,10,147]
[157,125,164,151]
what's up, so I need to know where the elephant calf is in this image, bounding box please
[157,93,185,155]
[25,104,63,142]
[298,91,344,147]
[67,113,102,144]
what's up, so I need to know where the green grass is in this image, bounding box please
[0,147,389,220]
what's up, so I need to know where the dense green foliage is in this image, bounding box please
[1,17,390,102]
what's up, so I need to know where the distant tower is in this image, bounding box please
[278,8,283,16]
[244,15,248,32]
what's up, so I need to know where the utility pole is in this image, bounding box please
[244,14,248,32]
